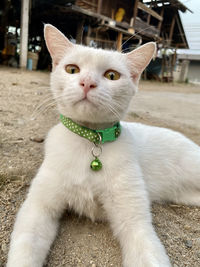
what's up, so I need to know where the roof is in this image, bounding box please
[145,1,189,48]
[143,0,193,13]
[178,53,200,61]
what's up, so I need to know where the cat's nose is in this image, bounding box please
[80,79,97,94]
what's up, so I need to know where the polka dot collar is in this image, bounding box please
[60,114,121,144]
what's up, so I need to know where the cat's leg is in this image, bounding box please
[162,146,200,207]
[174,148,200,206]
[101,166,171,267]
[7,166,66,267]
[145,136,200,207]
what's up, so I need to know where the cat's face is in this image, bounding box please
[50,46,135,123]
[44,24,156,124]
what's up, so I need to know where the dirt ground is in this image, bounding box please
[1,66,200,267]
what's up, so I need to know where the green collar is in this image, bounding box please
[60,114,121,144]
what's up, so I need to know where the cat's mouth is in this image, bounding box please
[74,96,96,107]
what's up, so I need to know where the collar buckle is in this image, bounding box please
[96,123,121,144]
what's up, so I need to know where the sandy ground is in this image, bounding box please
[1,66,200,267]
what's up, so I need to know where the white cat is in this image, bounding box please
[7,24,200,267]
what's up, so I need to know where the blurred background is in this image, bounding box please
[0,0,199,83]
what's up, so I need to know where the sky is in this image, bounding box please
[179,0,200,52]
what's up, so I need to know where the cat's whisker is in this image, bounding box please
[32,92,74,114]
[105,106,121,121]
[30,102,57,121]
[120,47,132,53]
[121,25,156,51]
[110,94,134,98]
[108,99,128,117]
[98,97,121,120]
[33,96,56,110]
[30,91,81,120]
[30,95,67,119]
[111,99,130,109]
[109,105,122,120]
[36,86,51,90]
[97,93,123,114]
[31,98,58,120]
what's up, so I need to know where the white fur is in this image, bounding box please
[7,25,200,267]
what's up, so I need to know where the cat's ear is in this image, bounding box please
[125,42,156,84]
[44,24,74,68]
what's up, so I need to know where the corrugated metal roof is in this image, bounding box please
[143,0,192,13]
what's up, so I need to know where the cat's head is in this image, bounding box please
[44,24,156,124]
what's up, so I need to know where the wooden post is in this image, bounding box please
[133,0,139,28]
[76,19,85,44]
[175,14,187,48]
[97,0,102,14]
[2,0,10,48]
[169,15,176,45]
[147,1,152,25]
[158,7,164,32]
[116,32,123,51]
[20,0,30,68]
[161,48,166,82]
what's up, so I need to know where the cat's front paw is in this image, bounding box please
[123,242,171,267]
[123,252,171,267]
[7,243,44,267]
[138,252,171,267]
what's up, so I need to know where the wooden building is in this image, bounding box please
[0,0,191,81]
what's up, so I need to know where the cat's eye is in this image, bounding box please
[65,64,80,74]
[104,70,120,80]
